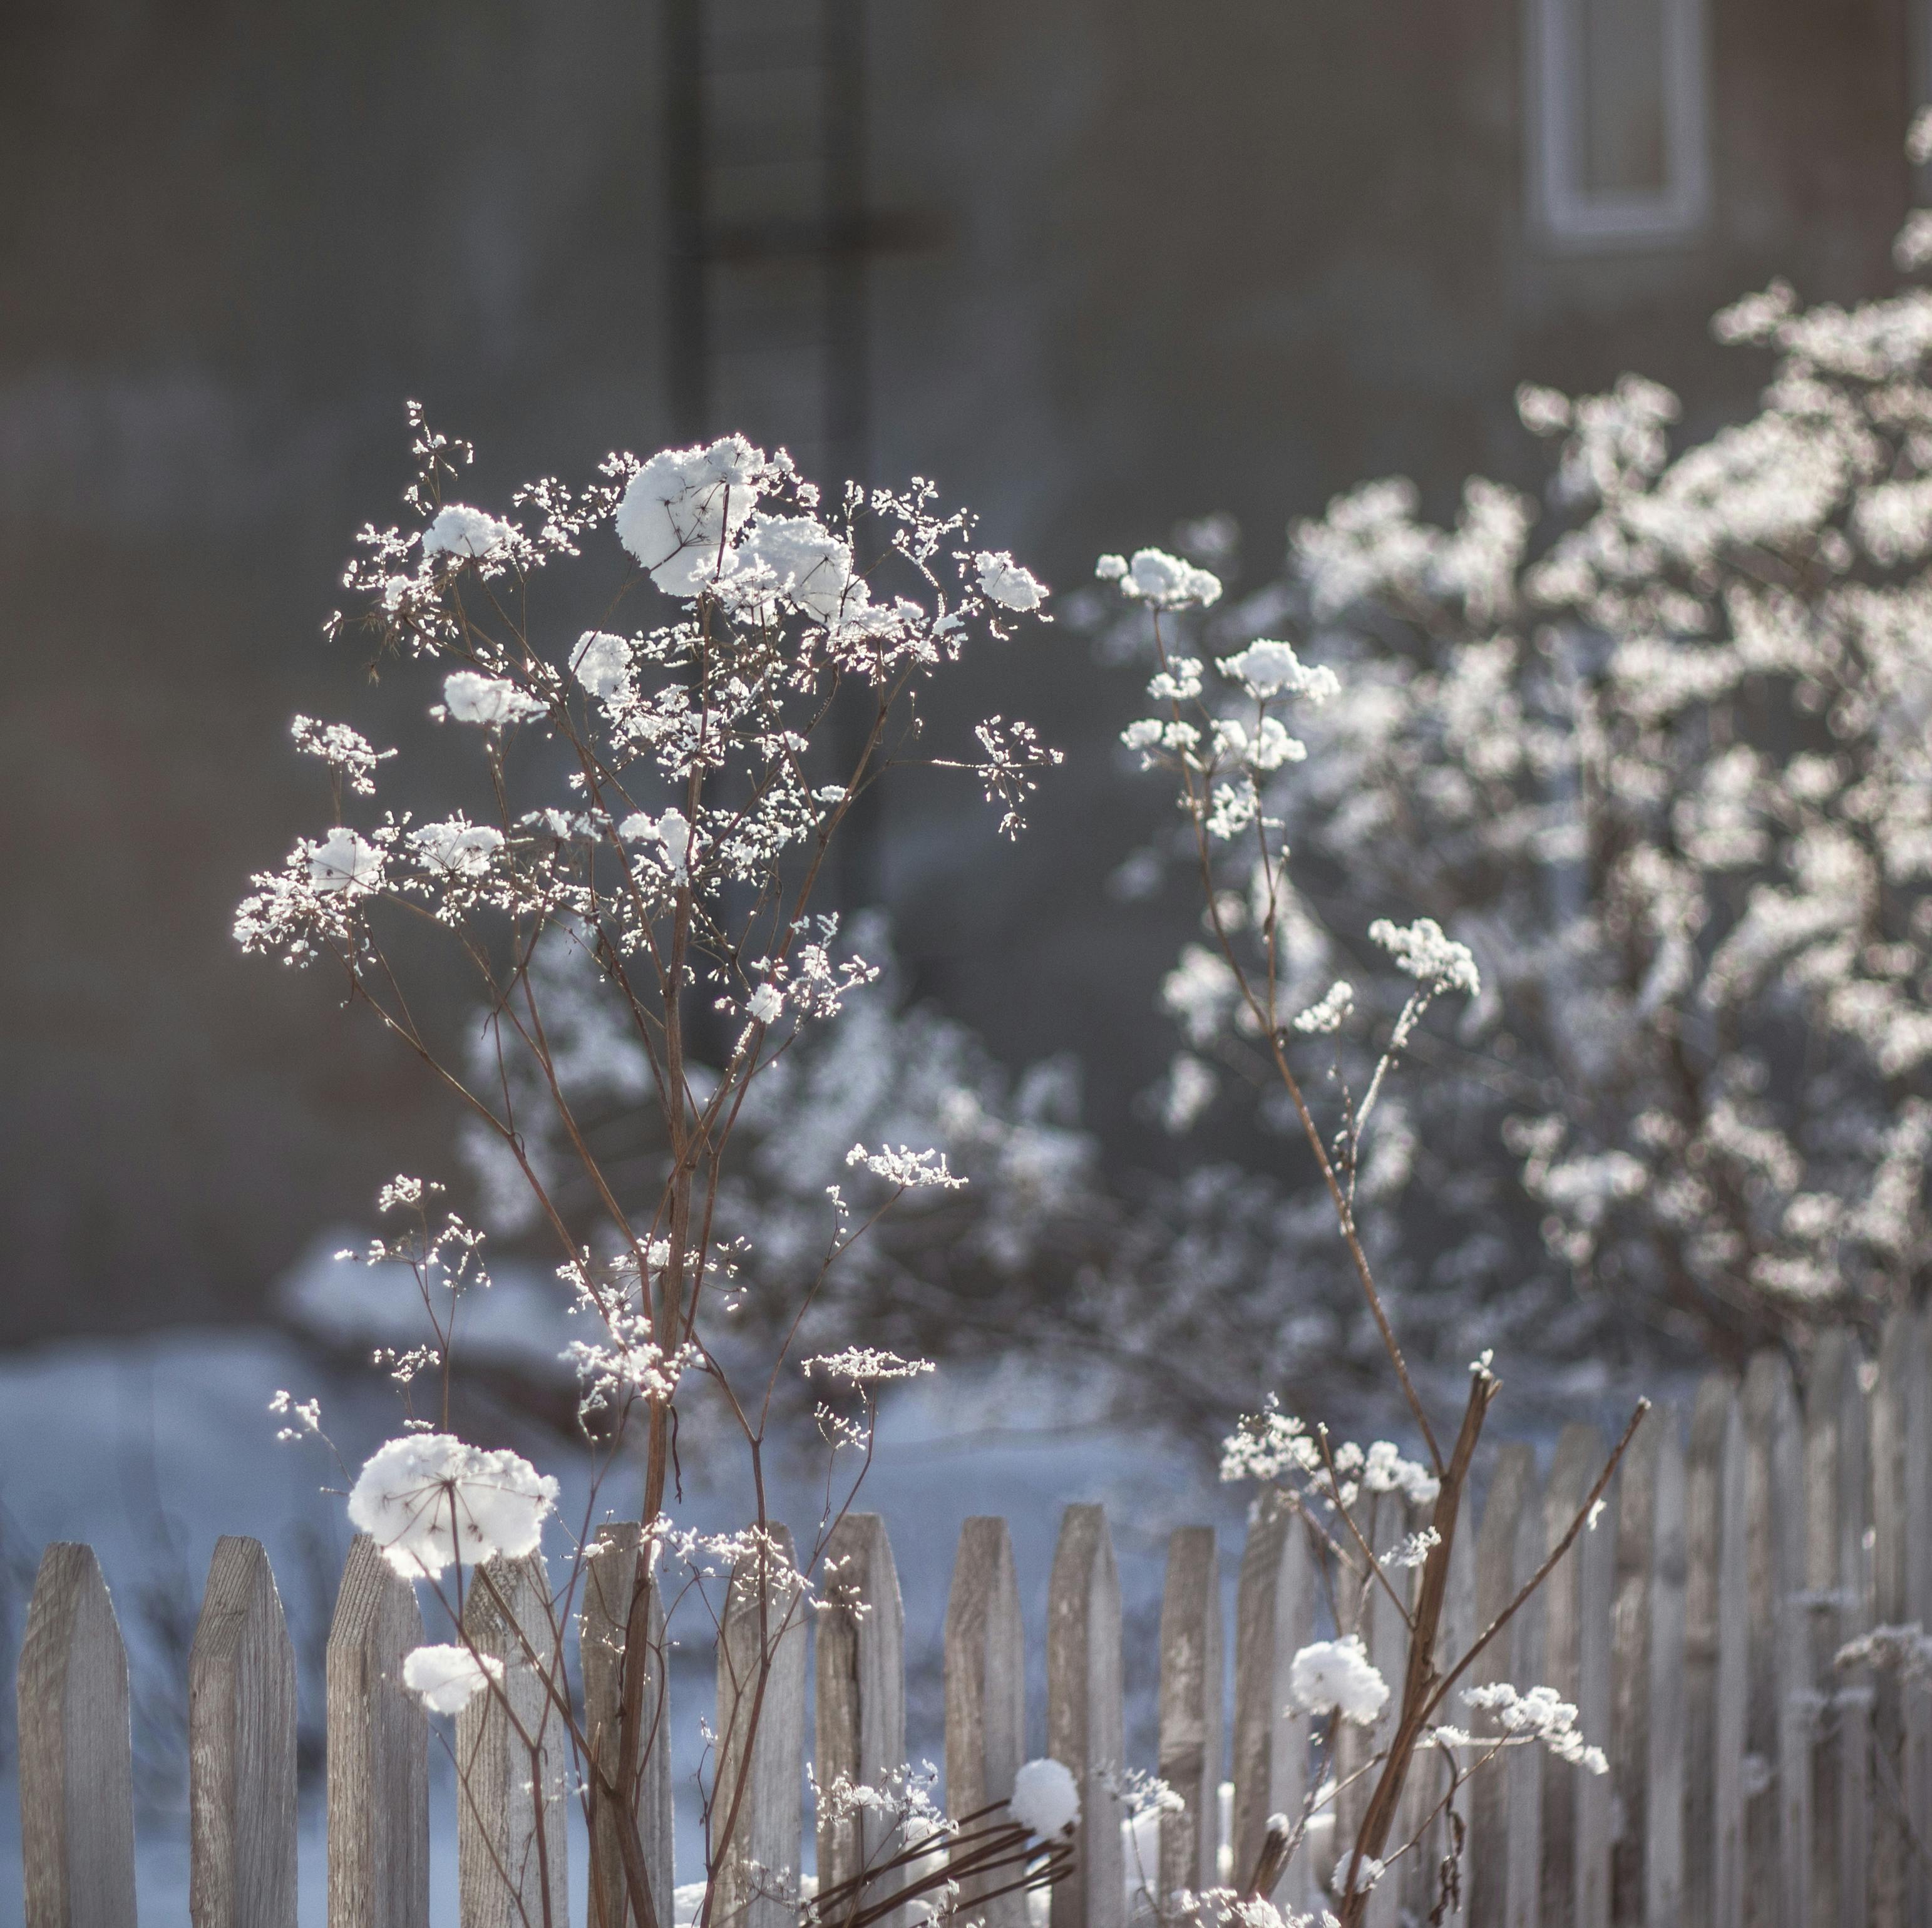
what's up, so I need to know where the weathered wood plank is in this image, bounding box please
[1740,1355,1784,1928]
[1750,1354,1809,1928]
[18,1542,138,1928]
[1713,1376,1747,1928]
[817,1515,907,1897]
[1573,1434,1615,1928]
[1871,1311,1912,1928]
[1682,1376,1734,1928]
[457,1553,568,1928]
[1354,1496,1412,1928]
[1230,1491,1315,1917]
[1906,1312,1932,1928]
[1421,1485,1478,1927]
[327,1534,428,1928]
[1506,1454,1548,1928]
[945,1517,1025,1928]
[1804,1331,1852,1928]
[1468,1443,1535,1928]
[1644,1410,1686,1928]
[1047,1503,1124,1928]
[1540,1423,1603,1928]
[714,1524,809,1928]
[1610,1412,1660,1928]
[1837,1340,1874,1928]
[582,1522,673,1928]
[189,1536,297,1928]
[1158,1526,1223,1904]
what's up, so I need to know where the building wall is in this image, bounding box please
[0,0,1913,1340]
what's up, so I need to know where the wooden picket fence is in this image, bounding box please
[15,1316,1932,1927]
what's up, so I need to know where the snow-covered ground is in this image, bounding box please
[0,1318,1242,1926]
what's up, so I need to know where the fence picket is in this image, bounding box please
[817,1515,907,1897]
[1359,1496,1412,1928]
[1047,1504,1125,1928]
[581,1521,673,1928]
[1907,1312,1932,1928]
[1740,1355,1782,1928]
[1804,1331,1852,1928]
[1574,1433,1615,1928]
[1832,1340,1874,1928]
[1539,1423,1603,1928]
[1682,1377,1732,1928]
[946,1517,1026,1928]
[1713,1376,1747,1928]
[715,1524,809,1928]
[1506,1454,1548,1928]
[1230,1490,1315,1915]
[1157,1527,1223,1902]
[1873,1311,1913,1928]
[18,1542,138,1928]
[188,1536,297,1928]
[1610,1414,1661,1928]
[457,1553,568,1928]
[1468,1444,1535,1928]
[1644,1411,1686,1928]
[326,1534,427,1928]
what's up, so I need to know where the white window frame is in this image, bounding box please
[1526,0,1711,249]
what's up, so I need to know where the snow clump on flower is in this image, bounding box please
[422,504,515,562]
[1218,639,1340,704]
[1369,917,1481,998]
[747,983,783,1025]
[1009,1757,1080,1836]
[442,672,545,727]
[570,631,631,699]
[309,827,383,895]
[402,1643,504,1714]
[1113,548,1223,609]
[411,818,503,877]
[615,434,768,595]
[976,551,1047,612]
[347,1433,559,1578]
[619,808,694,879]
[1461,1682,1608,1773]
[742,516,865,624]
[1292,980,1355,1035]
[1289,1636,1389,1724]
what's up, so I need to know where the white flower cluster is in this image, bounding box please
[1449,1681,1610,1775]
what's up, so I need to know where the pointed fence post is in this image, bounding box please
[582,1522,674,1928]
[1682,1375,1737,1928]
[1713,1374,1747,1928]
[1609,1413,1660,1928]
[1873,1311,1913,1928]
[1157,1527,1223,1904]
[189,1536,297,1928]
[18,1542,138,1928]
[1504,1454,1548,1928]
[946,1517,1026,1928]
[715,1524,809,1928]
[1643,1409,1686,1928]
[458,1553,569,1928]
[327,1534,427,1928]
[1832,1339,1874,1928]
[1905,1312,1932,1928]
[1230,1490,1315,1918]
[1047,1503,1124,1928]
[1538,1422,1601,1928]
[817,1515,907,1896]
[1467,1443,1534,1928]
[1804,1331,1855,1928]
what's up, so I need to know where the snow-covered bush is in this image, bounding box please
[1096,170,1932,1370]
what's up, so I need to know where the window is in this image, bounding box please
[1526,0,1710,247]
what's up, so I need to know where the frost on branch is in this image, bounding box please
[346,1433,558,1577]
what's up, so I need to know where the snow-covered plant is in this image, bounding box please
[1095,127,1932,1377]
[1092,538,1643,1926]
[238,413,1057,1928]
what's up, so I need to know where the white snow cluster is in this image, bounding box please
[1288,1636,1389,1725]
[1009,1756,1081,1836]
[423,503,515,562]
[401,1642,503,1714]
[346,1433,558,1578]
